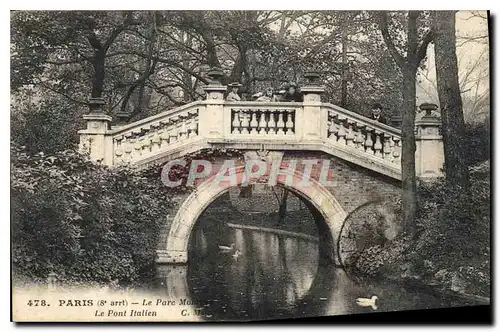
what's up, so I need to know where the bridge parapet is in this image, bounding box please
[78,95,442,181]
[322,103,402,174]
[110,102,204,165]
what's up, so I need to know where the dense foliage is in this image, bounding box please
[11,10,406,122]
[11,145,173,285]
[353,161,490,297]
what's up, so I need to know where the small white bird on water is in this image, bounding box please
[218,243,235,252]
[356,296,378,310]
[232,249,241,262]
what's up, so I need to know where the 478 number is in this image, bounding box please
[27,300,49,307]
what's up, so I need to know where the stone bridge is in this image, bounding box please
[79,78,444,265]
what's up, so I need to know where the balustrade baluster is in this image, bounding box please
[232,110,241,134]
[328,116,339,140]
[188,117,198,137]
[354,124,365,150]
[285,110,294,135]
[179,116,188,140]
[150,131,160,152]
[169,122,178,143]
[268,111,276,135]
[158,128,168,147]
[373,130,383,157]
[124,138,133,161]
[114,138,123,160]
[250,110,258,135]
[240,111,250,134]
[365,127,374,154]
[392,136,401,162]
[383,133,392,161]
[140,135,150,153]
[258,110,268,135]
[276,110,285,135]
[134,136,143,157]
[346,120,355,146]
[337,117,347,144]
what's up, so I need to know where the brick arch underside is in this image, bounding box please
[159,166,348,265]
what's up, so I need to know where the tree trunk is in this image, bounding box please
[340,27,348,108]
[182,32,193,103]
[378,11,434,235]
[91,50,106,98]
[401,66,418,234]
[433,11,470,187]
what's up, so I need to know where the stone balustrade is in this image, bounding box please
[110,103,202,164]
[323,104,402,166]
[226,102,298,137]
[79,91,442,181]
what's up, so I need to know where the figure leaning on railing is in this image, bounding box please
[282,82,303,102]
[226,82,242,101]
[370,102,388,125]
[225,80,306,103]
[253,87,279,102]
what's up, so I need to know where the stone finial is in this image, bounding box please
[83,97,112,132]
[416,103,441,136]
[419,102,439,119]
[88,97,106,113]
[114,111,130,127]
[303,71,321,85]
[206,67,225,85]
[203,67,227,101]
[390,115,402,128]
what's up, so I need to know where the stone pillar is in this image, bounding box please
[78,98,113,165]
[199,67,228,139]
[415,103,444,181]
[299,71,327,141]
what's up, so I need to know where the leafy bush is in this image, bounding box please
[415,161,490,268]
[352,161,490,297]
[464,119,490,166]
[11,95,86,155]
[11,144,174,286]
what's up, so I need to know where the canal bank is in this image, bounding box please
[350,162,490,304]
[349,233,490,305]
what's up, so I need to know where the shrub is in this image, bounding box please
[11,144,174,286]
[464,120,490,166]
[415,161,490,269]
[351,161,490,297]
[11,96,85,154]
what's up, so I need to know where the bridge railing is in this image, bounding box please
[79,101,206,166]
[109,102,204,165]
[322,103,402,165]
[79,86,442,180]
[224,101,300,139]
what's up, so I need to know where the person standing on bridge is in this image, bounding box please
[256,87,278,102]
[226,82,242,101]
[283,82,303,102]
[370,103,388,125]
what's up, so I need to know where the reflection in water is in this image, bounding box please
[152,223,457,321]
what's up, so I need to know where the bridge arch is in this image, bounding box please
[160,165,348,265]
